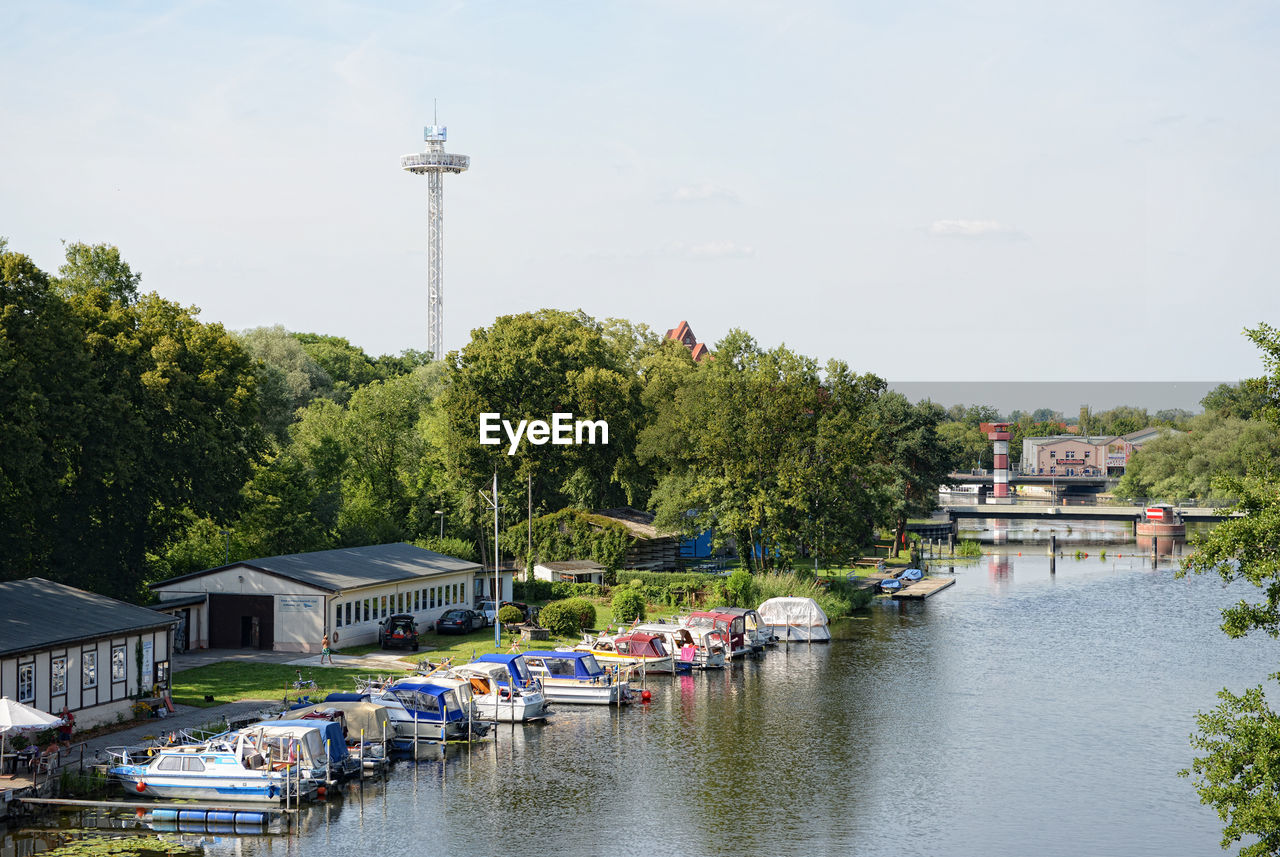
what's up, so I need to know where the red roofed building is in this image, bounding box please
[664,320,711,362]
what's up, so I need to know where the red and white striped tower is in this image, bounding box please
[981,422,1013,504]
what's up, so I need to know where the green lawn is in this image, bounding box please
[170,662,376,707]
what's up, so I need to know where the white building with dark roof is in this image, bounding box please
[0,578,178,729]
[534,560,606,585]
[150,543,500,652]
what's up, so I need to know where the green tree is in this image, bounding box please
[439,309,647,548]
[872,394,956,557]
[1179,323,1280,856]
[611,587,646,623]
[1114,413,1279,503]
[1,242,265,598]
[238,326,333,442]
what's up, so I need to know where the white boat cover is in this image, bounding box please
[757,597,831,642]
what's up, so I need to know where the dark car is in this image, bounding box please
[435,608,486,635]
[378,614,419,650]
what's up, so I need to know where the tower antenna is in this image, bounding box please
[400,108,469,360]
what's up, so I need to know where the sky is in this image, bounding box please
[3,1,1279,386]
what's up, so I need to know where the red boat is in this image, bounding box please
[680,611,750,659]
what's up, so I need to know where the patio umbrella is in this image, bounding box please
[0,697,64,775]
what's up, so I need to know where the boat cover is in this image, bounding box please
[757,597,830,641]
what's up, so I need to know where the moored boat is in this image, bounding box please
[680,611,751,659]
[454,653,550,722]
[633,622,725,669]
[522,650,633,705]
[107,735,308,803]
[573,631,678,674]
[756,597,831,643]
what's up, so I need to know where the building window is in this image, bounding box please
[429,588,435,609]
[112,645,126,682]
[18,663,34,703]
[363,598,370,622]
[52,656,67,696]
[397,592,404,613]
[380,595,388,619]
[414,591,420,612]
[335,604,343,628]
[155,661,170,689]
[345,602,352,626]
[83,651,97,689]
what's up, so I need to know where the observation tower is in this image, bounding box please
[401,114,469,360]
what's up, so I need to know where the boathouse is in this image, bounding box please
[0,578,178,729]
[533,560,607,585]
[150,543,489,653]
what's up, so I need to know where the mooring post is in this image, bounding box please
[1049,534,1056,574]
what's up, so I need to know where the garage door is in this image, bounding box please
[208,593,275,650]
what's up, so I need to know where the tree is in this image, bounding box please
[1179,322,1280,856]
[1114,413,1280,503]
[871,394,955,557]
[439,309,647,546]
[238,326,334,442]
[1,242,265,598]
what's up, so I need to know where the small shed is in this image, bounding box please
[534,560,606,586]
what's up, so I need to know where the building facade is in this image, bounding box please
[152,544,484,652]
[0,578,177,730]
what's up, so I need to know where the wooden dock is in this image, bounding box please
[855,571,956,600]
[893,577,955,599]
[19,796,293,814]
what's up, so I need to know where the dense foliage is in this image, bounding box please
[610,586,646,623]
[538,598,597,636]
[1179,323,1280,856]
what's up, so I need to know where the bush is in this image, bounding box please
[412,536,478,562]
[514,579,554,602]
[539,598,597,637]
[724,569,756,607]
[550,581,601,600]
[611,588,646,624]
[955,540,983,558]
[497,604,524,625]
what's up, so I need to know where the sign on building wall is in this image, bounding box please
[141,640,154,691]
[279,596,319,612]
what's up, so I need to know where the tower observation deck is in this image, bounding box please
[401,122,469,360]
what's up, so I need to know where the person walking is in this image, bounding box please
[320,634,333,665]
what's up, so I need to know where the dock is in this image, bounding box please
[18,797,293,814]
[893,577,955,599]
[855,571,956,599]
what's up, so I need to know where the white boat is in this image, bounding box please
[522,651,632,705]
[335,680,486,742]
[107,735,307,803]
[633,622,726,670]
[573,631,679,673]
[454,654,550,722]
[757,597,831,642]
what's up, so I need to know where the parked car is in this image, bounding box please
[378,614,419,650]
[477,600,538,627]
[435,608,486,635]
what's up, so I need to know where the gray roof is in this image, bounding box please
[538,560,605,571]
[0,578,178,658]
[153,543,482,594]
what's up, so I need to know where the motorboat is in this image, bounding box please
[453,654,550,722]
[330,679,488,743]
[680,611,751,659]
[900,568,924,583]
[756,597,831,643]
[107,735,307,803]
[712,607,774,650]
[279,701,392,773]
[879,577,903,593]
[573,631,678,674]
[522,650,633,705]
[236,719,361,785]
[633,622,725,670]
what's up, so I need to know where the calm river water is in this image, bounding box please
[9,539,1275,856]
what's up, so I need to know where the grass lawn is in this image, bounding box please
[170,662,376,708]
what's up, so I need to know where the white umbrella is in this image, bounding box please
[0,697,64,776]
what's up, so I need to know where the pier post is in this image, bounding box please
[1049,534,1056,574]
[948,531,954,555]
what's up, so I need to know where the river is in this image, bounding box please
[6,541,1273,856]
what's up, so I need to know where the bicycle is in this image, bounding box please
[292,670,318,692]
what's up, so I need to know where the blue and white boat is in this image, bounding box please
[240,719,360,784]
[455,653,550,722]
[107,735,305,803]
[522,650,633,705]
[333,680,486,742]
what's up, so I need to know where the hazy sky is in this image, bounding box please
[4,1,1278,383]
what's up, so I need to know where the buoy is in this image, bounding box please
[640,689,652,703]
[317,786,327,799]
[136,781,147,793]
[135,807,145,818]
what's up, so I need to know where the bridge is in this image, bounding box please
[948,471,1110,487]
[939,503,1240,525]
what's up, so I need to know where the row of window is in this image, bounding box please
[16,646,127,704]
[333,582,470,629]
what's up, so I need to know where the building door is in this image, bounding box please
[209,594,275,650]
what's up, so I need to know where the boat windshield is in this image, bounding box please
[580,654,602,674]
[684,615,714,630]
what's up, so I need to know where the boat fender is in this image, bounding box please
[136,781,147,793]
[267,784,278,799]
[640,690,652,703]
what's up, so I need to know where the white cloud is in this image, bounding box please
[929,219,1025,239]
[670,183,741,204]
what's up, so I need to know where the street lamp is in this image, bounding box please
[434,509,445,540]
[219,528,231,566]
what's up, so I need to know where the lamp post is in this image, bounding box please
[219,528,231,566]
[434,509,445,540]
[478,474,501,648]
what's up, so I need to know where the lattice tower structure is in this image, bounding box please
[401,124,469,359]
